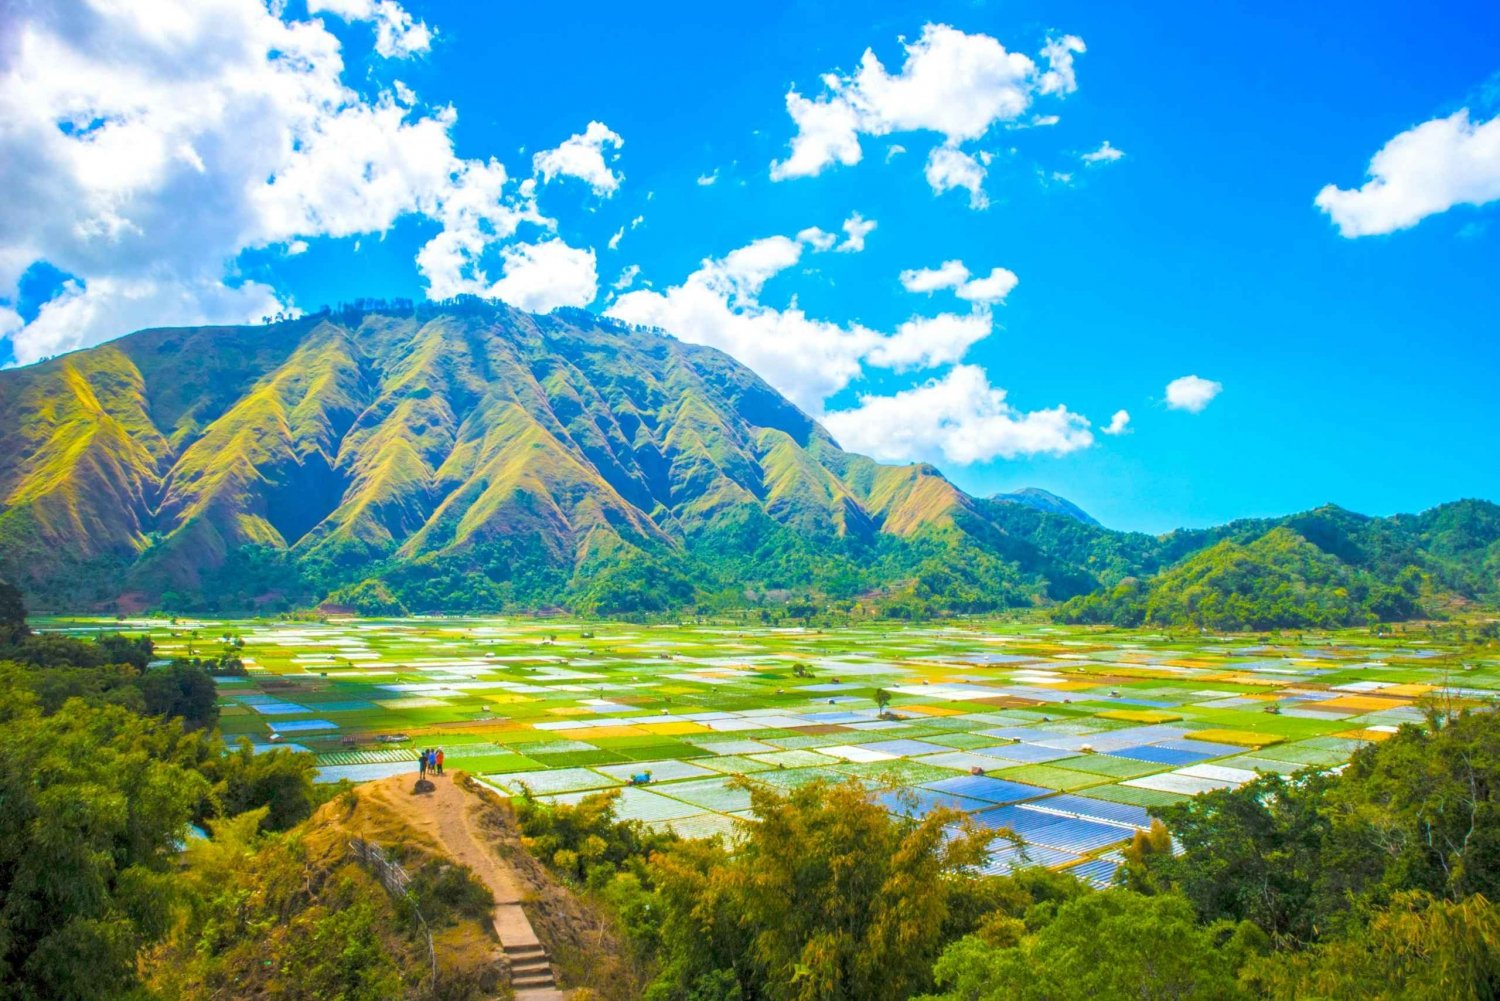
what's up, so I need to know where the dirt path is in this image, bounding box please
[364,774,565,999]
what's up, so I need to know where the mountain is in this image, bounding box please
[0,300,1496,621]
[993,487,1100,526]
[0,302,998,611]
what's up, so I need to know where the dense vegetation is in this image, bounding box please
[2,303,1494,626]
[1055,526,1426,630]
[510,697,1500,1000]
[0,580,489,1000]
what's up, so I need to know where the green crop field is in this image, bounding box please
[37,616,1500,886]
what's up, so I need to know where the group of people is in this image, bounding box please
[417,747,444,778]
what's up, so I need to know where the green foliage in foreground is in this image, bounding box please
[512,705,1500,1001]
[0,588,339,1001]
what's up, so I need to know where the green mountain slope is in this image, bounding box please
[0,303,979,610]
[0,300,1495,620]
[1053,526,1427,629]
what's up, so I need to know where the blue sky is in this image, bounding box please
[2,0,1498,532]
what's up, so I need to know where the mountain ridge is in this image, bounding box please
[0,302,974,608]
[1,301,1496,619]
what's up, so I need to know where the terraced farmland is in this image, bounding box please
[38,616,1500,885]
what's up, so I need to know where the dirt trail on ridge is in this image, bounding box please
[362,774,565,1000]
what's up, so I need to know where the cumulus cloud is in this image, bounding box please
[308,0,433,58]
[955,267,1018,304]
[12,276,283,367]
[1037,35,1087,96]
[823,364,1094,464]
[900,260,970,294]
[1082,140,1125,164]
[1103,409,1131,435]
[605,229,989,412]
[925,146,989,207]
[697,169,719,186]
[899,260,1017,304]
[796,227,837,251]
[486,240,598,312]
[770,24,1084,180]
[836,212,877,252]
[1165,375,1222,413]
[0,0,586,365]
[1315,108,1500,237]
[865,313,992,371]
[532,120,625,197]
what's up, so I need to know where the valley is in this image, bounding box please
[41,614,1499,884]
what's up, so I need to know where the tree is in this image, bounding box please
[873,688,892,714]
[648,779,988,1001]
[0,579,26,645]
[1243,891,1500,1000]
[139,661,219,729]
[214,740,320,832]
[924,890,1262,1001]
[1147,770,1339,943]
[0,677,212,1000]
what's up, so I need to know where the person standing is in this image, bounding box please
[435,748,445,776]
[418,748,428,779]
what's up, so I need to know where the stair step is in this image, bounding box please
[511,960,551,974]
[512,973,557,988]
[504,943,547,957]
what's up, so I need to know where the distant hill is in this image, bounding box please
[1054,525,1427,630]
[993,487,1100,526]
[0,300,1496,623]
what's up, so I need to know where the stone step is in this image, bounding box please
[513,973,557,989]
[504,942,547,958]
[510,959,551,975]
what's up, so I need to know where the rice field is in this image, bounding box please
[38,615,1500,886]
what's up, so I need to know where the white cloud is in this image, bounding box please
[1165,375,1222,413]
[796,227,837,251]
[865,312,992,371]
[1038,35,1086,96]
[1082,140,1125,164]
[1103,409,1131,435]
[532,120,625,196]
[608,227,624,250]
[0,0,582,364]
[900,261,1017,304]
[823,364,1094,464]
[770,24,1083,180]
[1315,108,1500,237]
[486,240,598,313]
[925,146,989,207]
[900,259,970,293]
[697,169,719,186]
[308,0,432,58]
[836,212,876,252]
[7,275,284,365]
[612,264,641,291]
[956,267,1018,304]
[605,229,992,412]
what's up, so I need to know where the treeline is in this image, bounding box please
[148,499,1500,630]
[0,580,488,1000]
[507,701,1500,1000]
